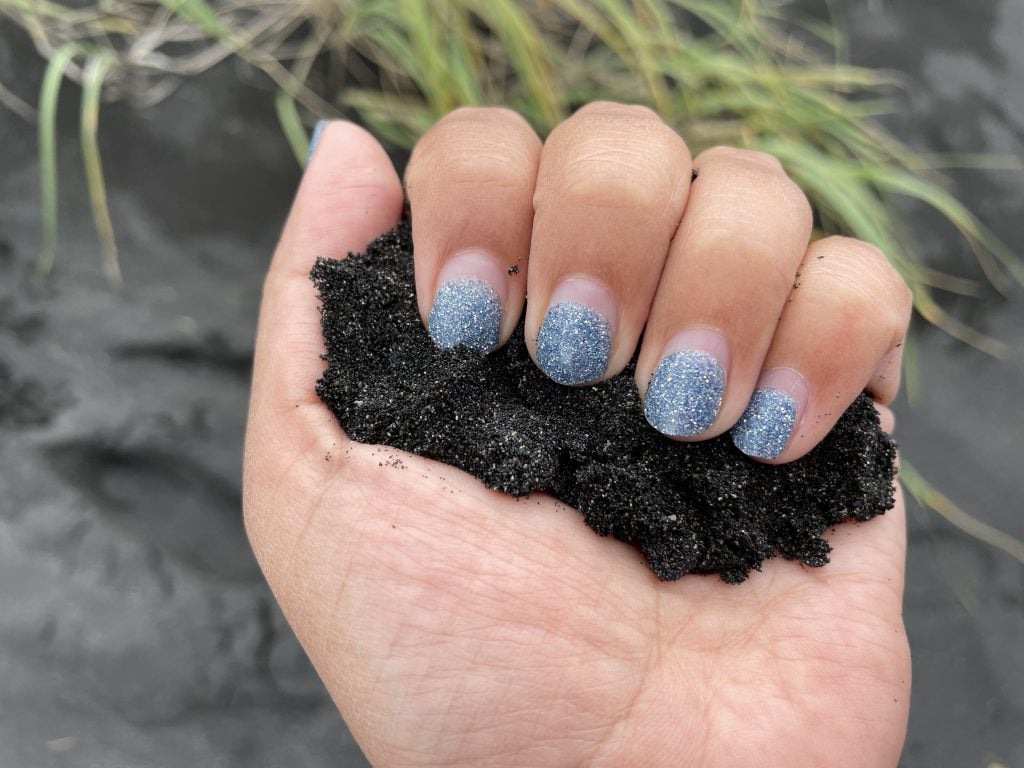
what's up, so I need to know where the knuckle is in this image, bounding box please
[551,143,669,211]
[806,237,912,327]
[697,145,784,173]
[408,108,539,192]
[575,100,662,124]
[443,105,537,138]
[541,103,690,212]
[440,147,534,190]
[692,148,811,235]
[779,176,814,232]
[565,101,688,160]
[680,182,811,287]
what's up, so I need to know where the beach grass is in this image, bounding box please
[1,0,1021,558]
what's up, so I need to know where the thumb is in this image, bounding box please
[245,121,404,503]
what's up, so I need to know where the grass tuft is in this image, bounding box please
[1,0,1020,556]
[6,0,1020,311]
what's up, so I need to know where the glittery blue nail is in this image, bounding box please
[731,387,798,459]
[536,302,611,385]
[428,277,501,355]
[306,120,328,165]
[644,350,725,437]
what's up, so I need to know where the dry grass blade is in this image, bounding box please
[3,0,1021,560]
[9,0,1022,323]
[276,90,309,166]
[80,53,120,286]
[900,461,1024,568]
[0,75,36,118]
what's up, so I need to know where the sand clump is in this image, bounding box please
[312,222,897,583]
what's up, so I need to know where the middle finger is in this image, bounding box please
[525,102,693,385]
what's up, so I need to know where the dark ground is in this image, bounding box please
[0,0,1021,765]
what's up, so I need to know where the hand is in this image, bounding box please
[244,108,911,767]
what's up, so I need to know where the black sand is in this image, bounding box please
[312,222,897,583]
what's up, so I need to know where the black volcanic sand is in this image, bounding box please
[312,222,897,583]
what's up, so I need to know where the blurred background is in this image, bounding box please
[0,1,1021,766]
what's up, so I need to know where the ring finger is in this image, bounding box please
[636,146,814,439]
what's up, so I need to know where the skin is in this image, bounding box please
[244,112,912,767]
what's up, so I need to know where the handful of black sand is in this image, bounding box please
[313,222,897,583]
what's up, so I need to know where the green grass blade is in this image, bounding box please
[80,53,120,286]
[2,0,93,20]
[443,7,487,107]
[275,91,309,168]
[343,88,434,147]
[155,0,334,118]
[468,0,562,127]
[400,0,451,114]
[37,43,79,279]
[900,460,1024,567]
[869,168,1024,291]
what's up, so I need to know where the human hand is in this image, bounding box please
[244,108,911,767]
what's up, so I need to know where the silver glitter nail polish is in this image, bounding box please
[306,120,328,165]
[644,350,725,437]
[731,387,798,459]
[428,277,501,355]
[536,301,611,385]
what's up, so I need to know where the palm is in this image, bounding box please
[247,422,909,768]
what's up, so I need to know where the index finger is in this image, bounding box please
[246,121,405,472]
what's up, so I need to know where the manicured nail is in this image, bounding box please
[306,120,328,165]
[644,329,728,437]
[428,250,505,355]
[731,367,808,459]
[536,277,615,386]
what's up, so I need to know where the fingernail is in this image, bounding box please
[306,120,328,166]
[536,277,615,386]
[731,367,808,459]
[428,250,505,355]
[644,329,728,437]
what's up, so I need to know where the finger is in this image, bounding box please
[525,102,692,385]
[406,108,541,354]
[730,237,912,462]
[636,146,813,439]
[874,402,896,434]
[247,121,405,468]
